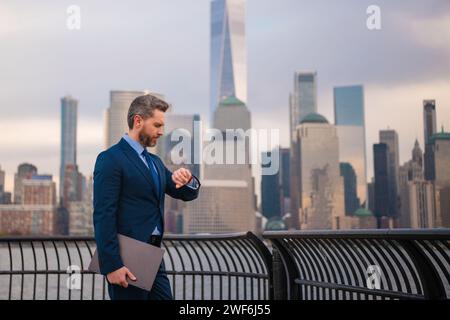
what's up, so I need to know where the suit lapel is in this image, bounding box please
[119,138,159,198]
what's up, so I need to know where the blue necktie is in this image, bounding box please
[141,149,161,197]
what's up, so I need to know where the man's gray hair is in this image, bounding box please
[127,94,169,129]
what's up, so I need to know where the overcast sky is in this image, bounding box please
[1,0,449,202]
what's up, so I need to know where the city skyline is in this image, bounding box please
[1,0,450,204]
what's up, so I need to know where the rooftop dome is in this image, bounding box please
[354,208,373,217]
[300,113,329,124]
[265,217,287,231]
[429,128,450,143]
[219,96,245,107]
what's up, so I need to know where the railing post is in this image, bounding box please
[246,232,274,300]
[272,247,287,300]
[269,238,300,300]
[399,239,447,300]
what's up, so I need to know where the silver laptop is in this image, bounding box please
[88,234,165,292]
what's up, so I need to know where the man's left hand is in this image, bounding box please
[172,168,193,189]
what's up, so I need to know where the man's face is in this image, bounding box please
[137,110,165,147]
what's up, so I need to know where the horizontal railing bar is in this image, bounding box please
[0,270,99,275]
[0,270,268,279]
[0,232,254,242]
[264,229,450,240]
[294,279,425,300]
[165,271,268,278]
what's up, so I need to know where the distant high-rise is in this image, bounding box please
[184,96,256,233]
[289,72,317,141]
[22,175,57,206]
[104,91,165,149]
[261,150,281,220]
[368,178,375,214]
[423,100,437,181]
[62,164,85,208]
[158,113,202,233]
[429,129,450,227]
[373,143,390,227]
[14,163,37,204]
[0,165,4,200]
[334,85,367,213]
[407,181,435,228]
[67,175,93,236]
[291,113,345,230]
[423,100,437,144]
[60,96,78,202]
[210,0,247,118]
[279,148,291,217]
[412,139,423,168]
[0,165,4,192]
[379,130,400,219]
[340,162,360,216]
[399,141,427,228]
[158,113,201,178]
[0,165,10,204]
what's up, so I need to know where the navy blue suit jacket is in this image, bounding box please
[93,138,200,275]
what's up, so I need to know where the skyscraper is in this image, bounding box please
[0,165,4,193]
[412,139,423,168]
[289,72,317,141]
[340,162,360,216]
[62,164,85,207]
[261,150,281,220]
[0,165,10,204]
[279,148,291,217]
[14,163,37,204]
[429,129,450,227]
[22,175,57,206]
[423,100,437,181]
[373,143,390,227]
[158,113,201,178]
[158,113,202,234]
[104,90,165,149]
[60,95,78,201]
[291,113,345,230]
[184,96,256,233]
[398,140,428,228]
[379,130,400,220]
[210,0,247,118]
[406,180,435,228]
[334,85,367,213]
[423,100,437,145]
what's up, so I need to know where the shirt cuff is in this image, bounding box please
[186,176,200,190]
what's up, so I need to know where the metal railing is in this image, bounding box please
[1,229,449,300]
[264,229,450,300]
[0,232,272,300]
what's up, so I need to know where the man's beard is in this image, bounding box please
[138,130,155,147]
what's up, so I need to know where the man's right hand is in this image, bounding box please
[106,266,137,288]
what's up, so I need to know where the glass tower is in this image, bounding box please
[333,85,367,214]
[60,96,78,201]
[289,72,317,141]
[210,0,247,118]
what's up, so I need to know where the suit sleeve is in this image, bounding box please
[92,151,124,275]
[164,165,201,201]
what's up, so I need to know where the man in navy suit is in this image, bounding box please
[93,94,200,300]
